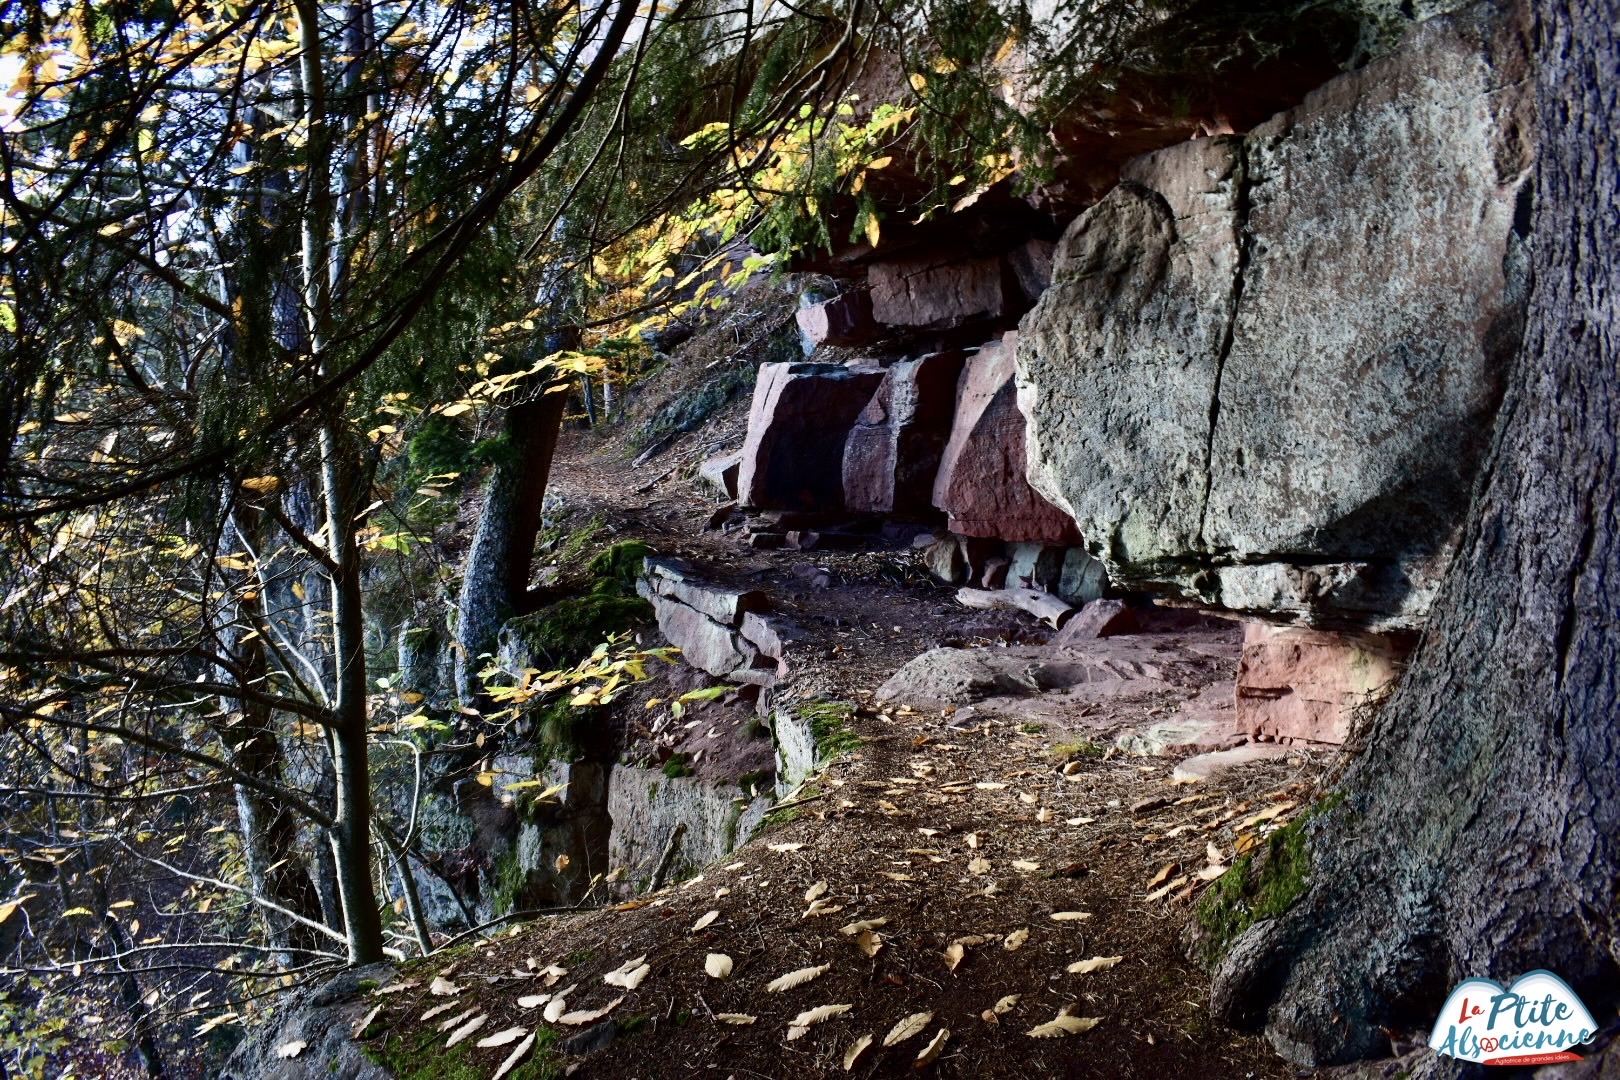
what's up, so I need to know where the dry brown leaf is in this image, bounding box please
[915,1028,950,1068]
[1067,955,1123,974]
[476,1027,528,1049]
[272,1040,306,1060]
[372,979,418,996]
[839,917,889,936]
[1066,816,1095,826]
[491,1031,537,1080]
[604,957,650,989]
[1018,792,1038,805]
[1197,864,1229,882]
[805,880,828,902]
[1003,928,1029,951]
[967,857,991,875]
[716,1013,757,1025]
[538,964,567,986]
[992,994,1021,1014]
[1145,875,1190,902]
[787,1003,851,1040]
[965,833,979,849]
[1206,841,1225,865]
[882,1011,934,1046]
[974,782,1007,790]
[704,953,733,979]
[420,1001,458,1022]
[1049,911,1092,922]
[557,996,624,1026]
[1011,860,1041,872]
[1145,863,1176,889]
[542,997,569,1023]
[444,1013,487,1048]
[942,942,966,972]
[436,1006,478,1032]
[1026,1011,1102,1038]
[1237,800,1297,830]
[1234,831,1261,855]
[690,910,720,932]
[352,1004,382,1037]
[856,929,884,957]
[766,963,830,992]
[803,898,845,918]
[768,842,806,852]
[428,974,461,996]
[516,993,551,1009]
[843,1033,875,1071]
[1036,807,1054,823]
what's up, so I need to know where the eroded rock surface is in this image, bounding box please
[1018,2,1531,630]
[737,362,885,511]
[842,350,964,514]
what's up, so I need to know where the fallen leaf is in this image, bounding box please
[557,996,623,1025]
[690,910,720,932]
[915,1028,949,1068]
[444,1013,487,1047]
[1145,875,1189,902]
[542,997,569,1023]
[1011,860,1041,872]
[373,979,419,996]
[429,974,461,996]
[880,872,914,882]
[803,898,845,918]
[883,1011,933,1046]
[716,1013,757,1025]
[516,993,552,1009]
[1066,816,1095,826]
[856,929,884,957]
[805,880,828,902]
[1067,955,1123,974]
[1197,864,1229,882]
[421,1001,458,1022]
[942,942,965,972]
[491,1031,537,1080]
[1234,831,1260,855]
[967,857,991,875]
[965,833,979,849]
[1206,841,1225,865]
[352,1004,382,1037]
[840,917,889,936]
[604,956,650,989]
[975,782,1007,790]
[1036,807,1053,823]
[477,1027,528,1048]
[843,1032,874,1070]
[767,963,831,992]
[272,1040,306,1060]
[1027,1012,1101,1038]
[1146,863,1176,889]
[768,842,805,852]
[1003,928,1029,951]
[992,994,1021,1015]
[1049,911,1092,922]
[705,953,733,978]
[436,1007,479,1033]
[787,1003,851,1039]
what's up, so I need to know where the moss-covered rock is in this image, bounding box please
[1190,813,1317,967]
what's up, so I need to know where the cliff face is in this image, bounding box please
[1017,1,1532,631]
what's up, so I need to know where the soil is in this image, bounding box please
[348,354,1343,1078]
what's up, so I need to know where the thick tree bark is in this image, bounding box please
[1210,0,1619,1067]
[454,386,567,704]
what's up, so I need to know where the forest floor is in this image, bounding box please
[345,362,1350,1079]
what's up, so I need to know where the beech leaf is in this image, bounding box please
[915,1028,950,1068]
[716,1013,757,1025]
[690,910,720,932]
[843,1033,875,1071]
[476,1027,528,1048]
[705,953,733,978]
[1027,1012,1101,1038]
[767,963,830,992]
[882,1011,933,1046]
[1004,928,1029,951]
[444,1013,487,1047]
[1067,955,1123,974]
[491,1031,537,1080]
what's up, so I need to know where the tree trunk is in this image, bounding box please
[454,386,567,704]
[1210,0,1620,1066]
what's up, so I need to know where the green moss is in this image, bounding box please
[736,770,768,796]
[798,701,859,760]
[355,979,379,994]
[661,753,692,779]
[1049,739,1104,761]
[1193,815,1314,967]
[761,782,818,831]
[585,540,652,594]
[363,1021,560,1080]
[509,594,653,667]
[1019,722,1043,735]
[564,948,595,966]
[489,846,533,919]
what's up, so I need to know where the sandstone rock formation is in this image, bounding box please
[933,332,1083,544]
[796,290,877,350]
[1235,623,1408,744]
[737,362,885,511]
[842,350,964,514]
[867,254,1010,328]
[1017,4,1531,630]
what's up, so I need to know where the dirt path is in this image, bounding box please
[339,419,1341,1078]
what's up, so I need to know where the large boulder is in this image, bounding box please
[1017,2,1531,631]
[934,332,1084,544]
[796,290,877,350]
[842,350,965,514]
[737,362,885,511]
[868,254,1010,328]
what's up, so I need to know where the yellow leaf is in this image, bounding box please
[62,907,95,917]
[908,72,927,93]
[240,475,281,494]
[863,213,880,248]
[866,155,892,170]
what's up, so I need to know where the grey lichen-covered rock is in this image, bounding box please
[1017,1,1532,630]
[606,765,773,887]
[219,964,395,1080]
